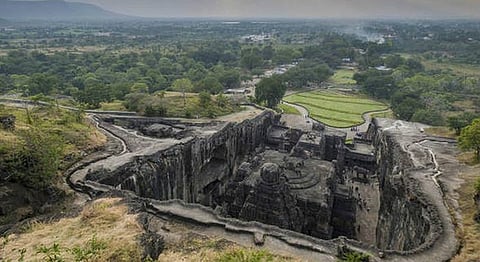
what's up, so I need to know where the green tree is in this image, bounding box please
[391,90,424,120]
[273,47,301,65]
[218,69,240,89]
[27,73,59,95]
[199,91,212,107]
[384,55,405,69]
[411,109,444,126]
[7,128,64,187]
[77,83,113,109]
[459,118,480,161]
[171,78,194,112]
[144,104,167,117]
[241,48,263,70]
[216,94,230,108]
[282,62,332,88]
[262,45,275,60]
[447,112,478,135]
[255,77,286,108]
[130,82,149,93]
[197,75,222,94]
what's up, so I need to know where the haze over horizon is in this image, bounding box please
[61,0,480,19]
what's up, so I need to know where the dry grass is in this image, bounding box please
[422,59,480,77]
[158,233,297,262]
[424,127,457,139]
[99,100,127,111]
[1,198,143,261]
[452,164,480,262]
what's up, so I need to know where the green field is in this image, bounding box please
[278,103,301,115]
[283,90,388,127]
[329,69,357,85]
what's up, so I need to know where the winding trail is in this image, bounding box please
[88,114,129,155]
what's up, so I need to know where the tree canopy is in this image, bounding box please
[255,76,287,108]
[459,118,480,160]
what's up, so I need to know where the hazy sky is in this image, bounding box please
[66,0,480,19]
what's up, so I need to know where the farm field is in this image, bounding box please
[329,69,357,85]
[283,90,388,128]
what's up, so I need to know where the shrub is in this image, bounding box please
[338,251,370,262]
[70,235,107,262]
[2,128,64,187]
[36,242,64,262]
[144,105,167,117]
[475,178,480,195]
[215,248,275,262]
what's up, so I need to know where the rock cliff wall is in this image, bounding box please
[370,121,439,252]
[87,111,275,205]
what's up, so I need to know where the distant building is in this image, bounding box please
[375,65,392,71]
[225,89,247,95]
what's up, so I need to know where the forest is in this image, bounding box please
[0,19,479,124]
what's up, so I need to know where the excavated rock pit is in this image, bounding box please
[68,112,463,261]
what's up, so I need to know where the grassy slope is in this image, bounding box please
[1,198,297,261]
[159,236,296,262]
[284,90,387,128]
[0,105,105,162]
[1,198,143,261]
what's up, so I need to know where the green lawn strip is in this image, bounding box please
[278,103,301,115]
[309,90,383,101]
[284,96,387,115]
[283,90,389,127]
[308,91,352,98]
[310,113,360,124]
[329,69,357,85]
[293,93,385,106]
[293,92,382,105]
[312,91,381,102]
[286,100,359,115]
[304,105,364,123]
[310,114,361,128]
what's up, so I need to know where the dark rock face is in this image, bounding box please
[236,163,303,231]
[0,182,65,234]
[0,115,15,130]
[139,231,165,261]
[91,111,276,205]
[141,123,184,139]
[372,125,432,251]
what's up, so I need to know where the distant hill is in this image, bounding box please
[0,0,129,21]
